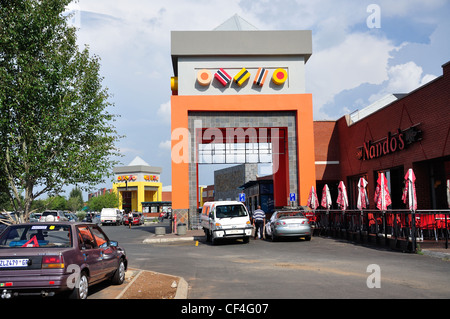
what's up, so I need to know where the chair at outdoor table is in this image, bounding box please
[435,213,450,239]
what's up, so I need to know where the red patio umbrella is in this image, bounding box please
[307,186,319,210]
[373,173,391,236]
[374,172,391,211]
[321,184,332,210]
[337,181,348,211]
[357,177,369,210]
[402,168,417,211]
[306,186,319,224]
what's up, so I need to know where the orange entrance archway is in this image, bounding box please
[171,94,316,217]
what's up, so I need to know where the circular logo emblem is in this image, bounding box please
[197,69,212,86]
[272,68,288,85]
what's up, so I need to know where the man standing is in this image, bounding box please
[253,205,266,239]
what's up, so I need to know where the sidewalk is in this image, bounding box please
[143,226,205,244]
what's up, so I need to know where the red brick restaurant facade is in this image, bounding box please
[314,61,450,210]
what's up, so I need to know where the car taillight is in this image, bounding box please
[42,255,65,269]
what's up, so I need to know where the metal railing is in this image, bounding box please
[306,209,450,252]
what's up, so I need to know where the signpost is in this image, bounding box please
[289,193,296,207]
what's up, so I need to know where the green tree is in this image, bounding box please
[0,0,122,222]
[68,186,83,212]
[87,191,119,212]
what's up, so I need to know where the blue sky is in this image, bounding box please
[65,0,450,194]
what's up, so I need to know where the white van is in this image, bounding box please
[201,201,253,244]
[100,208,122,226]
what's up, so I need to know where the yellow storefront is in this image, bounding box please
[112,156,163,213]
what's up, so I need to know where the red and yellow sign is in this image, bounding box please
[117,175,136,181]
[144,175,160,182]
[272,68,288,85]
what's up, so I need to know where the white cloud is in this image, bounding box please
[306,32,396,118]
[159,140,172,151]
[157,101,171,124]
[368,61,437,103]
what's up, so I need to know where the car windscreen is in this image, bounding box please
[0,224,72,248]
[215,205,248,218]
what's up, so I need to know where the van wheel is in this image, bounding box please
[243,237,249,244]
[204,228,211,242]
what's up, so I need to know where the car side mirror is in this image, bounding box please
[110,240,118,247]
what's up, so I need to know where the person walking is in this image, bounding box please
[253,205,266,239]
[127,211,133,229]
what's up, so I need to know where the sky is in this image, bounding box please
[65,0,450,195]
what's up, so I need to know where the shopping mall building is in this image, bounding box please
[170,17,449,225]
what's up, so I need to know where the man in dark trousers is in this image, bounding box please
[253,205,266,239]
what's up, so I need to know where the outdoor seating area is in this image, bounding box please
[310,209,450,252]
[305,170,450,253]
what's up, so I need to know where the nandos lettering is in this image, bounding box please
[357,126,422,161]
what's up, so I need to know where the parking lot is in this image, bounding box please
[100,220,450,299]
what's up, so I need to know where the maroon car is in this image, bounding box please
[0,222,127,299]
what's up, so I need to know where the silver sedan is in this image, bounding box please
[265,211,311,241]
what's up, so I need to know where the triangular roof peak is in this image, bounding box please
[213,14,258,31]
[128,156,150,166]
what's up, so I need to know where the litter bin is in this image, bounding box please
[177,223,187,235]
[155,226,165,236]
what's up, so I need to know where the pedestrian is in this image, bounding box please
[127,211,133,229]
[253,205,266,239]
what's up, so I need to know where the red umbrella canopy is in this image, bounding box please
[337,181,348,211]
[321,184,332,209]
[307,186,319,210]
[357,177,369,210]
[374,172,392,210]
[402,168,417,210]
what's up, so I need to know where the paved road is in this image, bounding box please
[101,221,450,299]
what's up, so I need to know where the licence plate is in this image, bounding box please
[226,229,242,235]
[288,224,301,228]
[0,259,29,268]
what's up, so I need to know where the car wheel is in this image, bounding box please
[271,233,277,242]
[111,259,126,285]
[69,271,89,299]
[305,235,312,241]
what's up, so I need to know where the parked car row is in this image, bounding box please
[201,201,312,244]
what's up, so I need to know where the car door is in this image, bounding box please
[89,225,117,275]
[76,225,106,282]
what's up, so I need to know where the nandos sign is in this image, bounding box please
[357,125,422,161]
